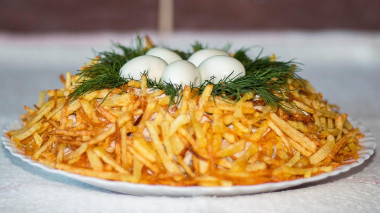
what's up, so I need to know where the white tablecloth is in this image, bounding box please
[0,31,379,213]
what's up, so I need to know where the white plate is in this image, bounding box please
[2,118,376,196]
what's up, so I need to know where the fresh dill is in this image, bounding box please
[69,36,145,101]
[69,37,302,108]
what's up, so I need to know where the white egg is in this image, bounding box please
[161,60,201,87]
[198,55,246,83]
[120,55,167,81]
[146,47,182,64]
[188,49,229,67]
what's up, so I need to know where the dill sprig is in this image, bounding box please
[69,37,302,109]
[69,37,145,100]
[229,48,301,107]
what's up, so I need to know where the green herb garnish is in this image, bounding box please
[69,37,302,109]
[69,37,145,101]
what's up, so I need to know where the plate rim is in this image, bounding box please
[2,118,376,196]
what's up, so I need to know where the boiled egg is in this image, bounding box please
[161,60,201,87]
[120,55,167,81]
[146,47,182,64]
[188,49,229,67]
[198,55,245,83]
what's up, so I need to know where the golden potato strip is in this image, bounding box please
[189,100,207,148]
[287,121,313,133]
[133,138,156,162]
[52,129,96,137]
[319,117,327,129]
[52,99,80,121]
[64,143,88,161]
[246,162,267,172]
[83,91,100,101]
[310,135,335,164]
[133,156,144,180]
[67,155,81,165]
[55,164,136,181]
[177,127,194,146]
[117,111,132,127]
[269,112,317,152]
[80,99,100,123]
[137,101,156,131]
[146,121,181,174]
[23,105,35,115]
[158,96,170,106]
[176,155,195,177]
[140,75,148,96]
[195,85,213,121]
[129,148,158,173]
[248,120,269,143]
[47,102,64,120]
[13,122,43,141]
[102,93,132,107]
[199,160,209,174]
[56,144,65,163]
[33,136,55,159]
[317,109,337,119]
[280,166,333,176]
[65,72,72,89]
[288,138,313,157]
[148,89,165,100]
[93,147,130,174]
[273,152,301,175]
[284,151,301,167]
[313,114,321,127]
[192,115,207,148]
[329,130,357,159]
[170,134,186,155]
[211,132,222,155]
[211,108,224,133]
[343,119,354,131]
[97,106,117,123]
[59,100,69,129]
[198,85,213,109]
[127,80,141,88]
[47,89,64,98]
[86,148,104,171]
[293,100,315,114]
[233,121,250,134]
[37,90,47,108]
[33,132,43,147]
[87,124,116,145]
[268,120,291,151]
[161,120,174,158]
[223,132,235,143]
[206,103,255,114]
[326,117,333,130]
[233,93,254,119]
[230,143,259,172]
[169,114,190,137]
[178,85,191,114]
[335,113,347,140]
[120,126,130,169]
[216,140,245,157]
[192,155,200,175]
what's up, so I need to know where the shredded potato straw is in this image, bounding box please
[5,59,362,187]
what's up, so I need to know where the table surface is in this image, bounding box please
[0,31,379,213]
